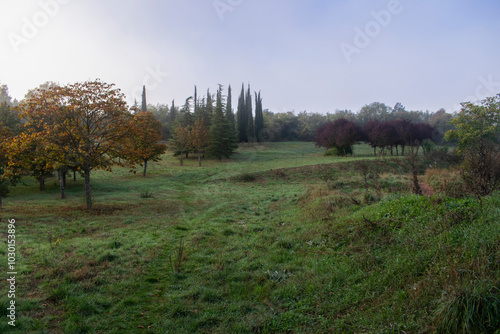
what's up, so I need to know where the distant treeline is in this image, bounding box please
[147,95,454,144]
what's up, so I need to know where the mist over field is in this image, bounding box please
[1,1,500,333]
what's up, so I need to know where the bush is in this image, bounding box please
[425,168,467,197]
[422,139,436,155]
[234,173,256,182]
[324,145,352,157]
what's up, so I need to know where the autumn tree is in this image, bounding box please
[19,80,134,208]
[0,125,21,207]
[314,119,361,156]
[126,111,167,177]
[171,124,191,166]
[445,95,500,197]
[8,132,56,192]
[189,119,210,166]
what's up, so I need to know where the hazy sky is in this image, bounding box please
[1,0,500,114]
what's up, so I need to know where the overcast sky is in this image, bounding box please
[1,0,500,114]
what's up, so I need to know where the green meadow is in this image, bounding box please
[1,142,499,333]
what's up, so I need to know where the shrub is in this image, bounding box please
[425,168,467,198]
[422,139,436,155]
[324,145,352,157]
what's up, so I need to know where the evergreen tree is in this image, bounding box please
[254,91,264,142]
[246,84,254,142]
[237,84,247,142]
[224,84,239,152]
[141,85,147,112]
[193,85,204,123]
[204,89,213,127]
[207,85,237,160]
[226,85,235,130]
[180,97,194,127]
[169,100,177,123]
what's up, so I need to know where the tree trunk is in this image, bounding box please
[73,170,76,182]
[84,166,92,209]
[198,152,201,167]
[59,167,66,199]
[373,146,376,156]
[40,174,45,192]
[412,170,422,195]
[143,159,148,177]
[0,194,2,208]
[180,150,184,166]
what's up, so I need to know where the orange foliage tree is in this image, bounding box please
[189,119,210,167]
[126,111,167,177]
[18,80,134,208]
[0,124,21,207]
[171,124,191,166]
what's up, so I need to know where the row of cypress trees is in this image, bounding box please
[236,84,264,143]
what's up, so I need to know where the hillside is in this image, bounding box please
[1,142,499,333]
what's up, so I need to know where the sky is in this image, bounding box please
[1,0,500,114]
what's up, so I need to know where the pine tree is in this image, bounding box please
[141,85,147,112]
[246,84,254,142]
[237,83,247,142]
[254,91,264,142]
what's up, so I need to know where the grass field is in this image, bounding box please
[1,142,499,333]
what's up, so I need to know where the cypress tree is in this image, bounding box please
[237,83,247,142]
[169,99,177,123]
[141,85,147,112]
[193,85,199,119]
[254,91,264,142]
[224,84,238,153]
[226,85,235,130]
[204,89,214,127]
[246,84,254,142]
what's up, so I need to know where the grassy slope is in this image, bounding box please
[0,142,499,333]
